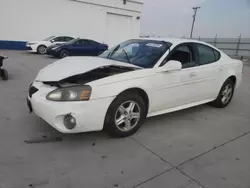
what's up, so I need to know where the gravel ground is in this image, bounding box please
[0,51,250,188]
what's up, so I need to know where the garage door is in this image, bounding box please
[106,13,132,47]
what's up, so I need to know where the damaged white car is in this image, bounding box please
[27,38,243,137]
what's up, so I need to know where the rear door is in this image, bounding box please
[88,40,106,55]
[75,40,97,56]
[193,43,222,100]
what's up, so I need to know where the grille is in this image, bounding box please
[29,86,38,98]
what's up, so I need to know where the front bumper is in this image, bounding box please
[26,44,37,52]
[27,81,115,133]
[47,49,59,56]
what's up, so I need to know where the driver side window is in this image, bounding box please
[53,37,64,42]
[167,44,196,69]
[75,40,87,45]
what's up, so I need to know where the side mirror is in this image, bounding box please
[50,39,55,43]
[157,60,182,72]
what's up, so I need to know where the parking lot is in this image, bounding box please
[0,50,249,188]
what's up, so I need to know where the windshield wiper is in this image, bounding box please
[108,45,131,64]
[122,49,131,64]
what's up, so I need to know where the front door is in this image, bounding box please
[52,36,66,45]
[150,43,201,112]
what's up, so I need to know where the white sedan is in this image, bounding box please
[26,36,74,54]
[27,38,243,137]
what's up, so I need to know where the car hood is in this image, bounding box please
[27,41,51,45]
[47,43,62,49]
[35,56,140,82]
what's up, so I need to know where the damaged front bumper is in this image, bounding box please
[27,81,115,133]
[47,49,59,57]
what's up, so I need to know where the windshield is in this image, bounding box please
[44,36,55,41]
[99,39,171,68]
[66,38,79,44]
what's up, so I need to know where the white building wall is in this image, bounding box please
[0,0,143,46]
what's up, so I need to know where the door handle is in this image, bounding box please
[189,72,197,77]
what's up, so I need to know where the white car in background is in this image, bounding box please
[26,36,75,54]
[27,38,243,137]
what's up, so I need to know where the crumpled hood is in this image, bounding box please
[35,56,140,82]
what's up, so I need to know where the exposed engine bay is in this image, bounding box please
[43,65,139,87]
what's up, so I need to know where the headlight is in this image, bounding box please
[28,43,37,45]
[46,85,92,101]
[52,46,59,50]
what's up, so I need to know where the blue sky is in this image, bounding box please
[141,0,250,38]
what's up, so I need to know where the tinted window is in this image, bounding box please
[88,40,99,45]
[66,38,78,44]
[53,37,64,42]
[74,40,81,44]
[197,44,216,65]
[65,37,74,42]
[75,40,88,44]
[168,44,196,69]
[214,50,220,61]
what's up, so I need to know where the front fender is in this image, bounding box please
[89,74,153,103]
[90,78,150,100]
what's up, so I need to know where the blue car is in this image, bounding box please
[47,38,108,58]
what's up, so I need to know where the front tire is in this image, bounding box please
[210,79,235,108]
[59,49,69,58]
[104,92,147,137]
[37,45,47,54]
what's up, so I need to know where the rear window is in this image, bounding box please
[197,44,220,65]
[214,49,221,61]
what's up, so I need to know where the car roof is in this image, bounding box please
[139,37,212,46]
[54,36,75,38]
[138,37,229,58]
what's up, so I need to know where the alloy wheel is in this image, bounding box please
[114,101,141,132]
[221,84,233,104]
[38,46,46,54]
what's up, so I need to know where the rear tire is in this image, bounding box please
[37,45,47,54]
[104,92,147,137]
[210,79,235,108]
[60,49,69,58]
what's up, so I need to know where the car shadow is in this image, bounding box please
[43,55,59,59]
[29,104,213,145]
[155,103,208,118]
[30,117,112,145]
